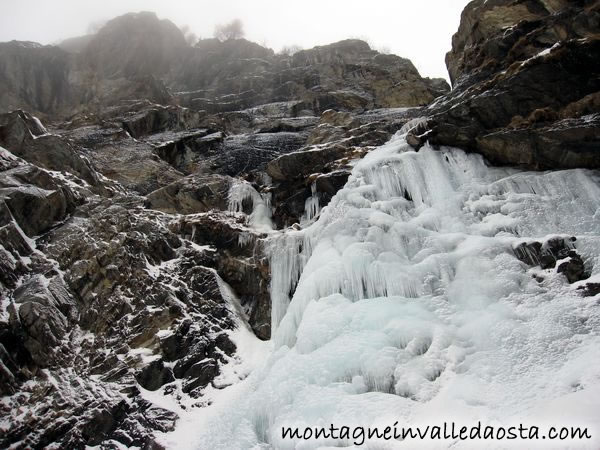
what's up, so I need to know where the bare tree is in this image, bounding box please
[279,45,303,56]
[180,25,199,46]
[213,19,245,41]
[87,19,107,35]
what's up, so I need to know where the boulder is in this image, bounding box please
[557,254,589,283]
[513,236,576,269]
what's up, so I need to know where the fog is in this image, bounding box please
[0,0,470,80]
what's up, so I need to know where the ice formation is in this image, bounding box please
[300,183,321,226]
[163,132,600,449]
[228,179,274,232]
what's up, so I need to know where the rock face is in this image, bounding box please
[176,38,449,114]
[0,12,448,119]
[0,42,73,116]
[0,13,444,440]
[82,11,188,79]
[0,167,241,447]
[0,110,102,188]
[267,107,417,227]
[416,0,600,169]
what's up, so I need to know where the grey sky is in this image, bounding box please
[0,0,470,80]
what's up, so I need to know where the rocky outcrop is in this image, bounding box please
[267,107,419,227]
[0,147,83,237]
[146,174,233,214]
[0,38,174,120]
[417,0,600,169]
[513,236,591,283]
[82,11,188,79]
[176,39,449,114]
[0,110,262,447]
[0,41,73,117]
[120,102,203,138]
[172,212,272,339]
[0,12,448,119]
[0,191,242,447]
[0,110,102,188]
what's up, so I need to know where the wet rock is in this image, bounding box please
[195,132,308,177]
[513,236,576,269]
[557,253,589,283]
[514,241,544,267]
[578,283,600,297]
[514,236,590,283]
[121,104,203,139]
[146,174,233,214]
[314,170,350,197]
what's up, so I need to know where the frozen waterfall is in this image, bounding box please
[164,132,600,449]
[228,179,274,232]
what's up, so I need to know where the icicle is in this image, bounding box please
[300,183,321,226]
[399,116,428,135]
[268,229,315,332]
[228,180,274,232]
[237,231,253,247]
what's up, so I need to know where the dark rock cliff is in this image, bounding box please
[412,0,600,169]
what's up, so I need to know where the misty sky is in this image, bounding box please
[0,0,470,80]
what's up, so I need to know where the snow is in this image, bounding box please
[165,132,600,448]
[520,42,562,68]
[129,346,161,364]
[153,279,272,449]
